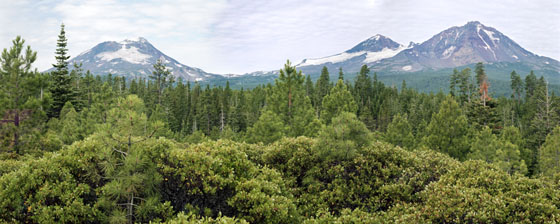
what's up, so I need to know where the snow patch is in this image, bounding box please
[482,29,500,42]
[297,51,367,66]
[402,65,412,71]
[363,46,407,63]
[195,78,203,81]
[476,24,497,60]
[545,61,549,64]
[512,55,518,59]
[96,45,152,64]
[297,45,408,67]
[442,46,456,58]
[175,63,183,68]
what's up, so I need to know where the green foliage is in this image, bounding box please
[159,140,300,223]
[302,141,458,216]
[0,36,45,154]
[468,126,528,175]
[266,61,320,137]
[314,112,369,161]
[422,95,471,160]
[163,212,248,224]
[539,126,560,177]
[407,161,560,223]
[384,113,415,149]
[50,24,77,118]
[246,110,285,144]
[320,80,357,124]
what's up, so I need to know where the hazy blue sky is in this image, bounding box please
[1,0,559,74]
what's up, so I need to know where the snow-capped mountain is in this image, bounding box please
[294,21,558,80]
[375,21,559,72]
[58,37,219,81]
[295,34,409,74]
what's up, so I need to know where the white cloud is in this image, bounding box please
[0,0,558,74]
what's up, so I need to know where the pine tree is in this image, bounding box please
[474,62,486,87]
[320,79,357,124]
[49,23,76,118]
[0,36,40,154]
[539,126,560,177]
[315,112,370,161]
[456,68,474,103]
[305,74,314,99]
[246,110,285,144]
[450,68,459,96]
[528,79,558,153]
[315,66,330,115]
[150,59,173,105]
[384,113,415,149]
[422,95,470,160]
[96,95,167,223]
[354,65,372,110]
[510,70,523,102]
[220,81,232,132]
[338,67,344,81]
[267,60,320,137]
[525,70,537,99]
[231,89,247,133]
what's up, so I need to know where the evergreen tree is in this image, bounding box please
[314,112,370,161]
[97,95,167,223]
[510,70,523,102]
[315,66,330,114]
[384,113,414,149]
[305,74,314,99]
[527,79,559,160]
[422,95,470,160]
[539,126,560,177]
[525,70,537,99]
[353,64,372,110]
[474,62,487,87]
[59,101,82,144]
[246,110,285,144]
[320,79,357,124]
[468,126,528,175]
[450,68,459,96]
[49,23,76,118]
[338,67,344,81]
[0,36,41,154]
[220,81,232,132]
[150,59,173,105]
[456,68,474,103]
[230,89,247,133]
[266,61,320,137]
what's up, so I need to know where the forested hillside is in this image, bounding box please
[1,27,560,223]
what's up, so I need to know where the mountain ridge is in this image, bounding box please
[49,21,559,87]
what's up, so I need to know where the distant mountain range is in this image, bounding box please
[51,21,559,90]
[294,21,558,81]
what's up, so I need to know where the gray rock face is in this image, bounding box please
[54,37,219,81]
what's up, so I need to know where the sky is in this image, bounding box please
[1,0,559,74]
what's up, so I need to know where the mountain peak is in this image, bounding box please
[466,21,482,26]
[346,34,402,53]
[119,37,149,45]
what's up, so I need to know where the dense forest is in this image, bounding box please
[1,26,560,223]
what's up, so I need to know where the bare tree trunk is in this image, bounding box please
[220,107,225,132]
